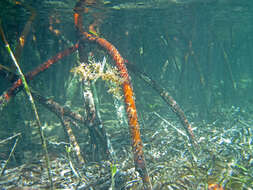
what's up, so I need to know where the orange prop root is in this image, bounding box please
[74,1,152,189]
[0,43,79,106]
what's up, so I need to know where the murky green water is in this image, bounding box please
[0,0,253,189]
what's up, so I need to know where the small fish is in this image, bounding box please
[208,184,224,190]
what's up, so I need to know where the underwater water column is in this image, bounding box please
[74,2,152,189]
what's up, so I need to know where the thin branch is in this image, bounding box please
[0,20,53,189]
[0,133,21,144]
[126,61,196,146]
[0,136,20,176]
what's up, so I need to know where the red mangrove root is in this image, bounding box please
[74,1,152,189]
